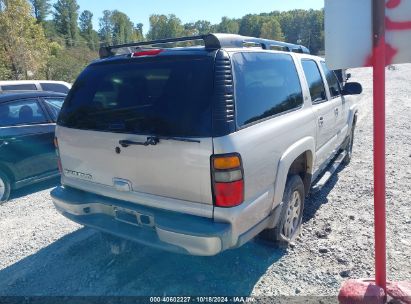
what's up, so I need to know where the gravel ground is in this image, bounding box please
[0,65,410,297]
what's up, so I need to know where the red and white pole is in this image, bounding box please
[372,0,387,293]
[339,2,411,303]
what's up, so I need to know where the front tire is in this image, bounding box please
[260,175,305,247]
[343,125,355,165]
[0,171,11,204]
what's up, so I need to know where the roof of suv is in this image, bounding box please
[98,33,311,63]
[0,91,66,103]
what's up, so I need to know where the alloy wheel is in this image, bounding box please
[282,190,302,239]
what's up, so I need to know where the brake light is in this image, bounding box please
[131,49,163,57]
[54,137,62,173]
[211,154,244,208]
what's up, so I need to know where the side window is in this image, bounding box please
[43,97,65,121]
[321,62,341,98]
[1,84,38,91]
[41,83,70,94]
[301,60,327,103]
[0,99,48,127]
[232,52,304,127]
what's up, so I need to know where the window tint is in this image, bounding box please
[0,99,48,127]
[1,84,37,91]
[321,62,341,98]
[41,83,69,94]
[233,52,303,127]
[301,60,327,103]
[43,97,64,121]
[58,56,214,137]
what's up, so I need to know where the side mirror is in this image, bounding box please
[343,82,362,95]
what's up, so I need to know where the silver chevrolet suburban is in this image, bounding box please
[51,34,362,256]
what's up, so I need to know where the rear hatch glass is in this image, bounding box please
[58,55,214,137]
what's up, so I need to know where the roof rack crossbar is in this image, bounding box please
[99,35,221,59]
[99,33,310,59]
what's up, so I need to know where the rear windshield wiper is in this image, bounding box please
[119,136,200,148]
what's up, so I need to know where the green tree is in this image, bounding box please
[260,18,284,41]
[216,17,239,34]
[79,10,99,50]
[303,9,324,54]
[239,14,263,37]
[53,0,79,46]
[278,9,324,54]
[147,14,184,40]
[111,10,134,44]
[98,10,137,45]
[0,0,49,79]
[133,22,144,41]
[183,22,198,36]
[46,45,96,82]
[98,10,112,45]
[194,20,212,35]
[29,0,50,24]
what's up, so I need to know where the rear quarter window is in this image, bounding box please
[232,52,303,127]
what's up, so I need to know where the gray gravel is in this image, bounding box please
[0,65,410,296]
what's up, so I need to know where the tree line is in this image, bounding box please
[0,0,324,82]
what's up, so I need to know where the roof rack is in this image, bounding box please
[99,33,310,59]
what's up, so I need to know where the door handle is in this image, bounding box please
[318,117,324,127]
[335,108,339,116]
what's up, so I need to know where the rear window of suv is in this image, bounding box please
[58,56,214,137]
[232,52,303,127]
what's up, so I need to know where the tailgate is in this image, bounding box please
[56,53,216,206]
[57,126,214,205]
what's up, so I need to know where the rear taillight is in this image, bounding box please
[54,137,62,173]
[211,154,244,208]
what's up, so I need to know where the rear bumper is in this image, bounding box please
[51,186,232,256]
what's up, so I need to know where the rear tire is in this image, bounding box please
[260,175,305,247]
[0,171,11,205]
[343,125,355,165]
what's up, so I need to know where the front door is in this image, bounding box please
[320,62,349,147]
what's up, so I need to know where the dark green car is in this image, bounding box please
[0,91,66,203]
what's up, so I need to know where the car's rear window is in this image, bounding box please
[41,83,70,94]
[58,56,214,137]
[1,84,37,91]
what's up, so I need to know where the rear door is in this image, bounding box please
[57,54,215,205]
[301,59,338,171]
[0,98,57,182]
